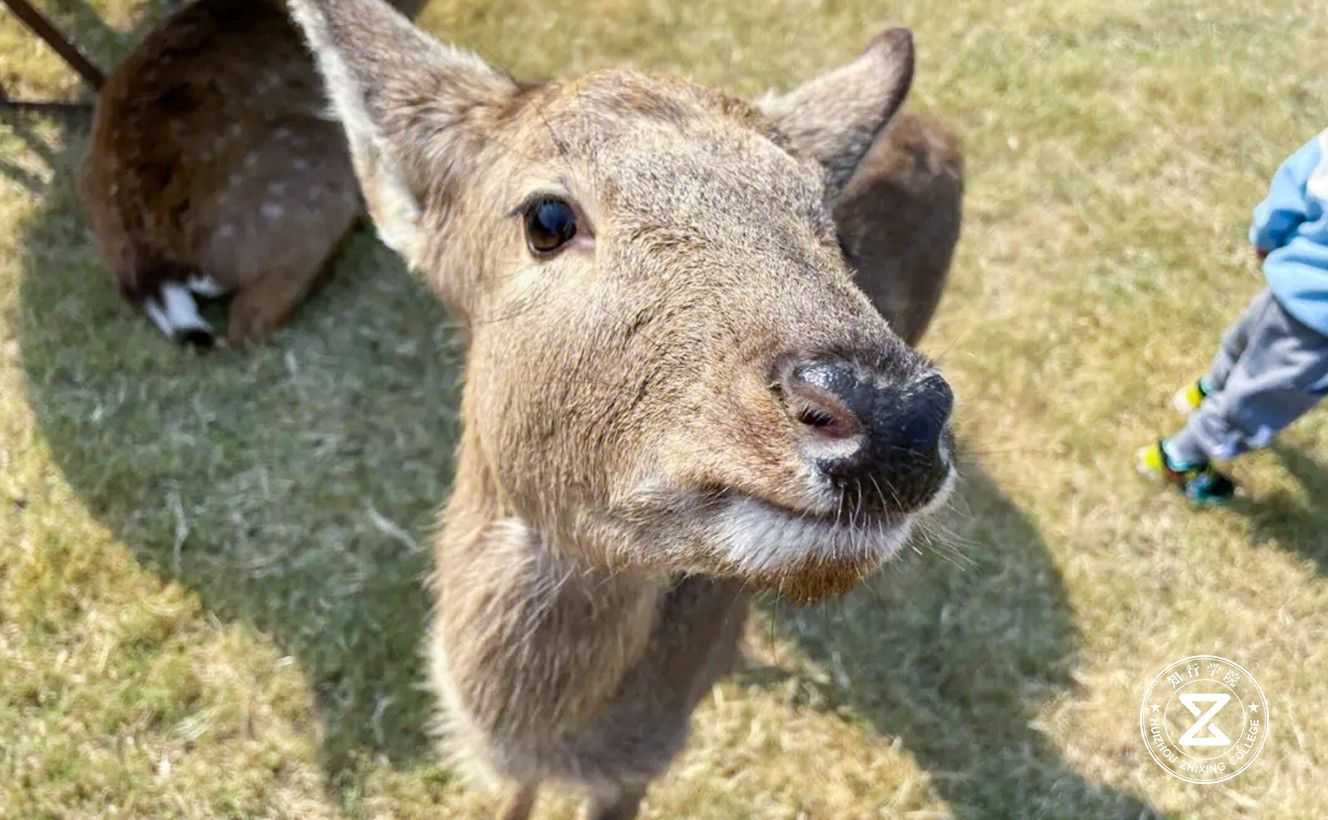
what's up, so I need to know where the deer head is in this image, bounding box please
[290,0,955,602]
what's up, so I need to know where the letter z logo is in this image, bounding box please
[1177,693,1232,747]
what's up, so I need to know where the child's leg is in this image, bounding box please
[1203,289,1276,395]
[1167,291,1328,465]
[1173,290,1272,414]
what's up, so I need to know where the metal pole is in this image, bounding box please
[1,0,105,90]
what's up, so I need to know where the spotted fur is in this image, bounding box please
[81,0,426,346]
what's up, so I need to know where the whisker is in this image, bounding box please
[955,446,1063,458]
[930,319,982,363]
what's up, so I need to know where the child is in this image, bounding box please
[1138,129,1328,504]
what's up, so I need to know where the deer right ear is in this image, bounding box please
[760,29,915,201]
[288,0,517,267]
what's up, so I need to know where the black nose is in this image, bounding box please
[780,361,953,511]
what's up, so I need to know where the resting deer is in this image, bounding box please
[289,1,958,817]
[81,0,423,346]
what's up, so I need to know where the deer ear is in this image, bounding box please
[288,0,517,267]
[760,29,914,200]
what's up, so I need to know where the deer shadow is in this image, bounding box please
[10,69,1155,817]
[1231,443,1328,575]
[16,123,456,782]
[750,463,1158,818]
[15,124,1158,815]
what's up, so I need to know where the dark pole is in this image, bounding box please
[0,82,95,114]
[1,0,105,91]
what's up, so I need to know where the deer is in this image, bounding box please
[80,0,424,347]
[836,112,963,347]
[287,1,959,818]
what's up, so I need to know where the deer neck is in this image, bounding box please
[431,432,666,734]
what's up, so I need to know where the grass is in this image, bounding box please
[2,0,1327,817]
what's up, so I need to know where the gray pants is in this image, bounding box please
[1170,288,1328,464]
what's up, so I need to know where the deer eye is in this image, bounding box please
[524,197,578,255]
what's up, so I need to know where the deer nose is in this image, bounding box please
[780,361,953,510]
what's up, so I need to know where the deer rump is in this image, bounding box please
[80,0,424,347]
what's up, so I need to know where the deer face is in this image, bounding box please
[292,0,954,601]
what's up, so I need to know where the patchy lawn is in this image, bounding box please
[2,0,1326,817]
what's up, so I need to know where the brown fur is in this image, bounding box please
[835,112,964,346]
[80,0,425,345]
[287,2,961,817]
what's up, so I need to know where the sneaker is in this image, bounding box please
[1171,379,1209,415]
[1135,440,1236,505]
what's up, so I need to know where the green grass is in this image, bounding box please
[3,0,1327,817]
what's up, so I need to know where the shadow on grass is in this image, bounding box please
[11,112,1156,819]
[15,127,1157,816]
[43,0,126,56]
[0,109,85,193]
[750,464,1157,818]
[1235,444,1328,574]
[16,122,458,786]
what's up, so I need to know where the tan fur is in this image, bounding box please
[80,0,426,346]
[288,2,961,817]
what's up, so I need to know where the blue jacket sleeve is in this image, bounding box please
[1250,136,1324,252]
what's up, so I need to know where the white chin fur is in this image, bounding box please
[708,495,916,576]
[707,462,956,577]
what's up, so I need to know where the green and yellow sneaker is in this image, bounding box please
[1171,378,1210,415]
[1136,440,1236,505]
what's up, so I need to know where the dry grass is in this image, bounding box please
[3,0,1328,817]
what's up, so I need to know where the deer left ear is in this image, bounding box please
[760,29,914,200]
[288,0,518,267]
